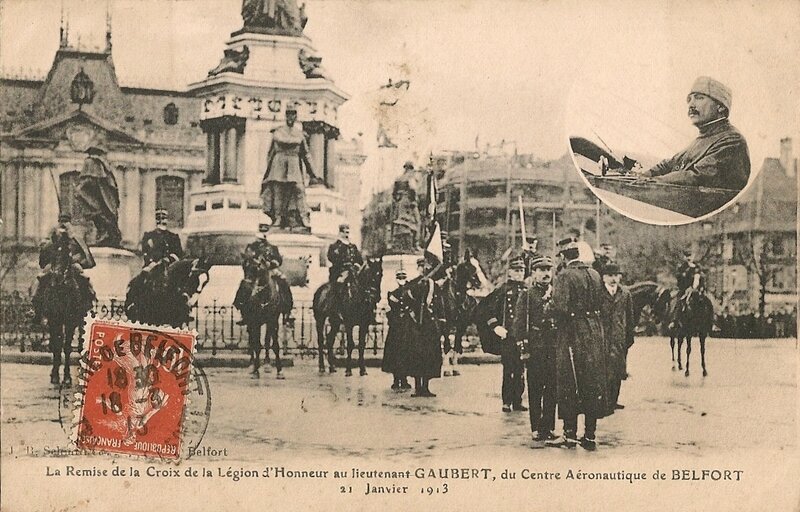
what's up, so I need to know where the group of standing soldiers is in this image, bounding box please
[475,237,635,450]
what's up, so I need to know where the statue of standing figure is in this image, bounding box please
[76,146,122,247]
[260,105,323,231]
[389,161,421,254]
[241,0,308,36]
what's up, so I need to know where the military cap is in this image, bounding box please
[530,255,554,270]
[403,161,414,170]
[508,256,526,270]
[155,208,169,221]
[339,223,350,233]
[285,104,298,114]
[604,262,622,275]
[57,213,72,223]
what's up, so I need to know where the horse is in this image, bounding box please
[124,257,211,328]
[653,285,714,377]
[628,281,660,326]
[439,256,489,376]
[233,269,293,379]
[312,257,383,376]
[37,265,95,386]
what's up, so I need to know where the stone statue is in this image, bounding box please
[260,106,323,231]
[298,49,326,79]
[241,0,308,36]
[208,46,250,77]
[389,162,421,253]
[76,146,122,247]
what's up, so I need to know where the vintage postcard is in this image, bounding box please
[1,0,798,510]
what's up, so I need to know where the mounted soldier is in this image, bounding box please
[31,213,96,325]
[140,209,184,283]
[327,223,363,299]
[547,239,611,451]
[235,219,293,324]
[676,249,705,304]
[474,251,528,412]
[513,254,558,444]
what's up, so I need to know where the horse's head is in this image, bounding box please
[358,257,383,303]
[652,286,673,321]
[167,257,211,299]
[453,257,483,291]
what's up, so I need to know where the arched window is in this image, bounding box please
[155,176,185,228]
[163,102,179,125]
[59,171,81,219]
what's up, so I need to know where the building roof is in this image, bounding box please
[1,46,202,149]
[708,157,797,234]
[440,152,584,186]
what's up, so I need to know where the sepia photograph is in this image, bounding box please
[1,0,798,511]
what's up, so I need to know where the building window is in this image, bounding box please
[163,103,179,125]
[59,171,81,220]
[155,176,185,228]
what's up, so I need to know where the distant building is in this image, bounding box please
[0,16,365,295]
[437,152,598,275]
[697,138,797,316]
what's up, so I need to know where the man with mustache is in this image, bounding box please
[639,76,750,191]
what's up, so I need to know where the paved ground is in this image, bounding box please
[1,336,798,511]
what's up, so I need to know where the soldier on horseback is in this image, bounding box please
[140,209,183,283]
[676,249,705,305]
[31,213,96,326]
[327,223,363,300]
[235,219,293,323]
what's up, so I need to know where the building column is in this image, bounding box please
[223,126,238,182]
[324,136,336,190]
[308,131,325,185]
[206,132,221,184]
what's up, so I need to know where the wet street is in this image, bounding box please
[2,336,798,511]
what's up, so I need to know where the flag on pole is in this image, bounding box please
[518,195,528,250]
[426,170,438,219]
[424,221,444,265]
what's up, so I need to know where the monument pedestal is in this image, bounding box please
[84,247,142,300]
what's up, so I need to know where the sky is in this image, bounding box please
[1,0,798,206]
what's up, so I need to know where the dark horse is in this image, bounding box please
[37,265,95,386]
[233,269,293,379]
[654,286,714,377]
[124,257,211,328]
[439,255,488,375]
[313,258,383,376]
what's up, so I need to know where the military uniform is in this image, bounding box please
[474,262,527,410]
[234,236,292,317]
[141,228,183,266]
[327,238,363,283]
[401,273,446,396]
[600,281,635,412]
[32,228,96,320]
[381,273,413,389]
[551,257,612,446]
[513,277,557,437]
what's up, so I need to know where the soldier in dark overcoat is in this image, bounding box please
[473,254,528,412]
[401,257,446,397]
[381,270,412,390]
[547,241,612,451]
[599,263,635,412]
[234,221,292,321]
[513,255,558,443]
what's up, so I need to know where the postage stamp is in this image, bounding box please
[71,317,199,461]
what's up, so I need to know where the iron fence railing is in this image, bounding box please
[0,294,397,357]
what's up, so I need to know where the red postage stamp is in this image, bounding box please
[73,318,197,460]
